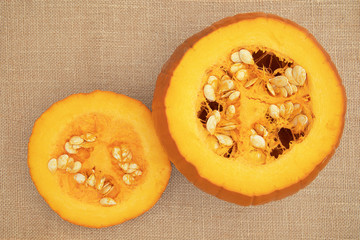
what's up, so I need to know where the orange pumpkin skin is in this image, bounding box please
[152,13,346,205]
[28,91,171,227]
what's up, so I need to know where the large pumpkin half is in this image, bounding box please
[152,13,346,205]
[28,91,171,227]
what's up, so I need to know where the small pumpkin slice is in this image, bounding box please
[28,91,171,228]
[153,13,346,205]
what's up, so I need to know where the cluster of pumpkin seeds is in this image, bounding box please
[111,145,143,185]
[47,133,142,207]
[200,48,311,162]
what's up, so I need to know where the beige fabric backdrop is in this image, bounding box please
[1,0,359,239]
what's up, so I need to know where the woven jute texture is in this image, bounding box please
[1,0,359,239]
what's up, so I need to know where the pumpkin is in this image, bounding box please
[152,13,346,205]
[28,91,171,228]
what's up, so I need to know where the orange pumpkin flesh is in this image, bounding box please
[28,91,171,228]
[152,13,346,205]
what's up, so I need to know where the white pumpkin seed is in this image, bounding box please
[206,115,217,135]
[266,82,276,96]
[284,83,293,96]
[220,80,234,92]
[69,136,84,145]
[254,123,268,137]
[119,163,129,171]
[213,110,221,123]
[279,87,288,98]
[72,144,82,150]
[292,65,306,86]
[220,124,237,130]
[268,105,280,119]
[285,67,299,85]
[126,163,139,174]
[221,90,235,98]
[230,51,241,63]
[123,174,134,185]
[133,170,143,176]
[74,173,86,184]
[292,114,308,128]
[112,147,121,160]
[230,63,245,74]
[121,145,131,158]
[65,142,77,154]
[215,134,233,146]
[47,158,57,173]
[291,84,298,94]
[66,161,81,173]
[293,103,302,115]
[269,76,289,87]
[57,154,69,169]
[86,174,96,187]
[208,75,219,90]
[284,102,294,117]
[204,84,216,102]
[100,197,116,206]
[250,129,257,135]
[101,183,113,195]
[239,49,254,64]
[250,135,266,149]
[228,91,240,101]
[244,78,258,88]
[96,177,106,190]
[278,104,286,118]
[225,105,236,119]
[235,69,247,81]
[84,133,96,142]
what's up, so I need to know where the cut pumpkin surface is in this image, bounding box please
[152,13,346,205]
[28,91,171,228]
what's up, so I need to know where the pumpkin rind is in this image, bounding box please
[152,13,346,205]
[28,91,171,227]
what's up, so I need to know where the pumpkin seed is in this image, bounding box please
[204,84,216,102]
[57,154,69,169]
[228,91,240,101]
[123,174,134,185]
[268,104,280,119]
[208,76,219,90]
[221,75,231,81]
[220,80,234,92]
[239,49,254,64]
[225,105,235,119]
[284,102,294,117]
[66,161,81,173]
[122,151,132,162]
[86,174,96,187]
[47,158,57,173]
[292,65,306,86]
[231,51,241,63]
[206,115,217,135]
[126,163,139,174]
[133,170,143,176]
[250,129,257,135]
[285,67,299,85]
[65,142,77,154]
[215,134,233,146]
[213,110,221,123]
[100,197,116,206]
[235,69,247,81]
[72,144,82,150]
[69,136,84,145]
[221,90,235,98]
[120,163,129,172]
[269,76,289,87]
[84,133,96,142]
[101,183,113,195]
[266,82,276,96]
[74,173,86,184]
[293,103,302,115]
[250,134,266,149]
[220,124,237,130]
[254,123,268,137]
[279,87,288,97]
[291,84,298,94]
[284,83,293,96]
[96,177,106,191]
[292,114,308,128]
[230,63,245,74]
[279,104,286,118]
[244,78,258,88]
[112,147,121,160]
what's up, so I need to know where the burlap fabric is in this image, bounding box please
[1,1,359,239]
